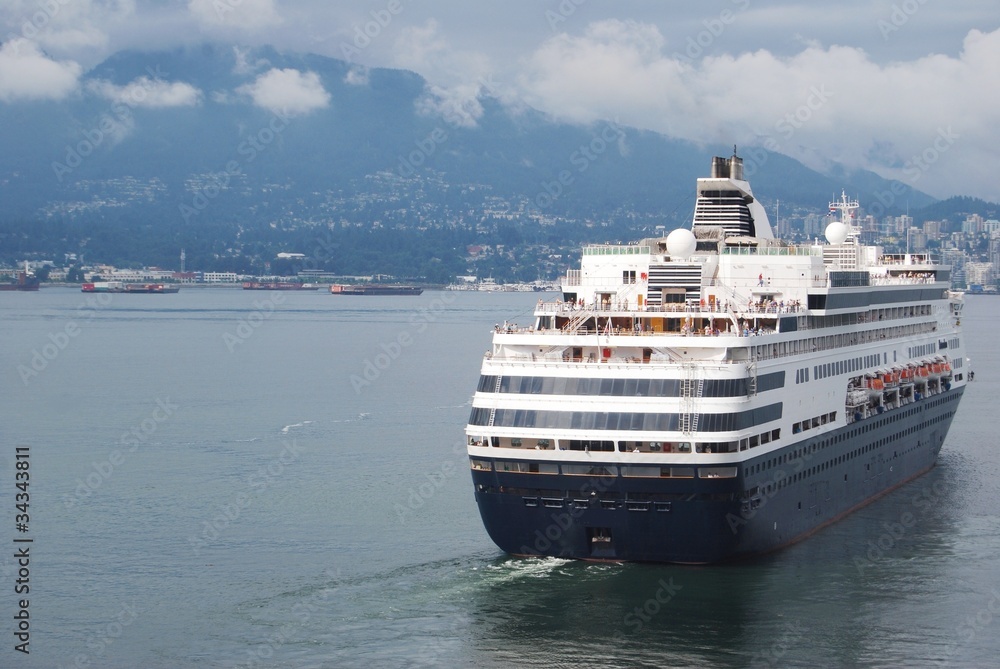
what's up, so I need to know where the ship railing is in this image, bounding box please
[611,279,648,312]
[704,276,827,291]
[706,272,815,298]
[701,277,745,310]
[536,301,597,313]
[695,278,805,314]
[507,317,782,337]
[869,275,938,286]
[535,299,801,316]
[739,301,802,315]
[721,246,823,257]
[483,356,738,371]
[879,253,939,266]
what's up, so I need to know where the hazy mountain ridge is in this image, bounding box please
[1,44,991,278]
[910,196,998,224]
[1,44,937,213]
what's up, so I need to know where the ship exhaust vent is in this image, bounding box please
[730,152,744,181]
[710,150,744,180]
[711,156,729,178]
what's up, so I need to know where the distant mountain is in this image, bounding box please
[0,44,949,277]
[912,196,999,224]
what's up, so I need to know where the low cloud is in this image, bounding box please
[394,19,493,128]
[416,84,484,128]
[187,0,280,31]
[237,68,331,116]
[517,20,1000,200]
[1,2,995,200]
[0,39,81,102]
[88,76,203,108]
[0,0,135,58]
[232,46,271,75]
[344,65,370,86]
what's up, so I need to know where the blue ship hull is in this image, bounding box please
[470,387,963,563]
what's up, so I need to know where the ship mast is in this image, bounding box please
[828,190,860,244]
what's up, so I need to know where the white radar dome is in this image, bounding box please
[666,228,697,259]
[825,221,849,245]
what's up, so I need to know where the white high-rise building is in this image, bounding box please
[965,262,994,288]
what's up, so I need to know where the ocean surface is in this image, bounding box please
[1,288,998,668]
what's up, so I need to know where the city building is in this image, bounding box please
[963,214,984,234]
[201,272,239,283]
[965,262,994,288]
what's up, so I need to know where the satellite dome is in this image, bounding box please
[666,228,697,259]
[825,221,849,245]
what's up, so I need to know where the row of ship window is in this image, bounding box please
[470,459,739,479]
[468,404,783,432]
[473,488,735,507]
[471,403,951,485]
[797,345,956,386]
[908,343,937,358]
[744,396,958,487]
[748,407,955,498]
[854,305,932,323]
[792,412,838,434]
[752,321,936,364]
[795,353,888,383]
[813,290,942,311]
[470,406,958,500]
[470,429,781,454]
[791,305,932,332]
[476,372,785,397]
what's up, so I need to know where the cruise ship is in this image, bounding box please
[464,152,967,563]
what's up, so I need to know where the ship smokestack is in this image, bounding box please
[711,156,729,178]
[729,153,743,181]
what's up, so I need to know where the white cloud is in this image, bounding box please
[518,20,1000,200]
[1,0,136,58]
[394,19,494,85]
[188,0,280,32]
[35,25,109,53]
[237,68,331,116]
[0,39,81,102]
[344,65,370,86]
[416,85,483,128]
[0,1,997,199]
[87,76,203,108]
[232,46,271,75]
[393,20,451,73]
[393,20,495,127]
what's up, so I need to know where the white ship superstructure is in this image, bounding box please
[465,152,967,563]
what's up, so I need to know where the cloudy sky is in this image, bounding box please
[2,0,999,201]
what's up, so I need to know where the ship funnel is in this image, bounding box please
[711,156,729,178]
[729,154,744,181]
